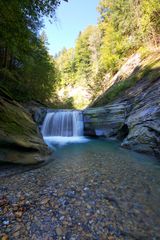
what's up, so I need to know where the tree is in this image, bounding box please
[98,0,160,46]
[55,26,102,108]
[0,0,66,103]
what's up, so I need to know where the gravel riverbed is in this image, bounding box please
[0,140,160,240]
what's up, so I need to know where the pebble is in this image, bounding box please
[66,190,76,198]
[3,220,9,225]
[1,234,9,240]
[15,211,23,218]
[83,187,89,191]
[41,198,50,204]
[0,141,160,239]
[56,226,63,235]
[60,216,65,221]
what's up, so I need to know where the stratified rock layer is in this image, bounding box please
[83,52,160,158]
[122,77,160,156]
[0,92,50,164]
[84,103,127,137]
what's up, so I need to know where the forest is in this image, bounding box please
[0,0,159,108]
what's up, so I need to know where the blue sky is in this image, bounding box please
[44,0,99,56]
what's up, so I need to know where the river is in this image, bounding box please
[0,139,160,239]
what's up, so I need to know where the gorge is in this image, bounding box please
[0,0,160,239]
[1,103,160,239]
[0,45,160,240]
[0,51,159,165]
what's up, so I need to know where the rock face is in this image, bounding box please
[22,101,47,126]
[91,53,141,107]
[0,92,50,164]
[84,77,160,157]
[84,103,127,137]
[121,77,160,157]
[83,52,160,158]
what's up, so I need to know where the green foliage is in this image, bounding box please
[56,48,76,87]
[98,0,160,43]
[99,23,128,73]
[140,0,160,44]
[0,0,61,53]
[75,27,93,73]
[55,0,159,109]
[0,0,64,103]
[98,0,160,73]
[17,41,58,102]
[55,26,102,109]
[1,0,159,109]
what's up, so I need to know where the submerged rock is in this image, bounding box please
[0,91,50,164]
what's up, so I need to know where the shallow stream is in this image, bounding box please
[0,139,160,239]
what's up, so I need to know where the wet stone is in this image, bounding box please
[56,226,63,235]
[3,220,9,225]
[66,190,76,198]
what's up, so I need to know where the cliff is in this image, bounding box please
[84,51,160,157]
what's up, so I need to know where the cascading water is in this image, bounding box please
[41,110,88,146]
[42,111,83,137]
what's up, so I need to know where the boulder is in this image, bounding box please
[0,94,50,164]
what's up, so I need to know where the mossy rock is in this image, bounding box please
[0,95,50,164]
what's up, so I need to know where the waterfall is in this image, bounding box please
[42,110,84,137]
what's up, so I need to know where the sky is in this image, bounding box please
[44,0,99,56]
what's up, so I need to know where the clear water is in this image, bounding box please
[50,138,160,171]
[1,139,160,239]
[47,139,160,237]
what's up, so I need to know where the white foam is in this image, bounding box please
[43,136,90,147]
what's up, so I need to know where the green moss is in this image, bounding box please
[0,100,37,137]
